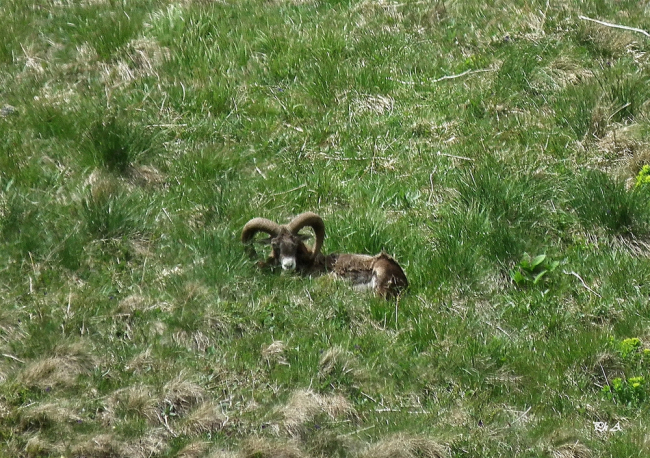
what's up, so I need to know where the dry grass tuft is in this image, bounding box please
[100,37,170,86]
[123,428,168,458]
[177,401,227,436]
[318,345,361,380]
[596,124,650,182]
[161,376,207,417]
[148,320,169,338]
[20,401,82,428]
[173,329,214,352]
[204,309,232,335]
[280,389,357,437]
[579,22,638,59]
[71,433,124,458]
[595,124,650,165]
[350,93,395,117]
[590,352,625,387]
[205,448,238,458]
[262,340,289,367]
[18,341,95,389]
[177,441,211,458]
[0,399,10,420]
[80,153,161,205]
[531,57,593,93]
[125,348,155,374]
[551,442,593,458]
[25,434,65,457]
[57,340,96,362]
[33,83,81,110]
[549,57,594,87]
[83,168,118,192]
[102,384,158,424]
[485,368,524,393]
[128,164,166,187]
[609,234,650,258]
[587,101,617,141]
[116,293,149,315]
[359,433,448,458]
[0,363,8,383]
[81,170,129,212]
[240,437,308,458]
[179,281,210,304]
[265,0,315,5]
[15,43,46,78]
[127,37,170,76]
[406,2,447,31]
[186,204,212,230]
[353,0,404,24]
[68,43,100,74]
[72,429,168,458]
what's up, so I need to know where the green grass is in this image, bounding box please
[2,0,650,457]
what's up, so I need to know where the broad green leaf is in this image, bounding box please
[511,270,527,285]
[531,254,546,269]
[533,270,547,284]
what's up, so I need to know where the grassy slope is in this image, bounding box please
[1,0,650,456]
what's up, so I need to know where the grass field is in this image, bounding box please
[2,0,650,456]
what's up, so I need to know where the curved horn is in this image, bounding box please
[241,217,282,243]
[287,212,325,257]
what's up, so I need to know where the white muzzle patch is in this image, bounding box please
[281,257,297,271]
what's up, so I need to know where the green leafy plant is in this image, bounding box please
[635,165,650,188]
[510,253,559,286]
[609,336,647,362]
[602,376,646,407]
[619,337,642,359]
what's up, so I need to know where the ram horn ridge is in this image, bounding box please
[287,212,325,259]
[241,217,283,261]
[241,217,282,243]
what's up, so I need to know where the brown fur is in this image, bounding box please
[328,252,408,298]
